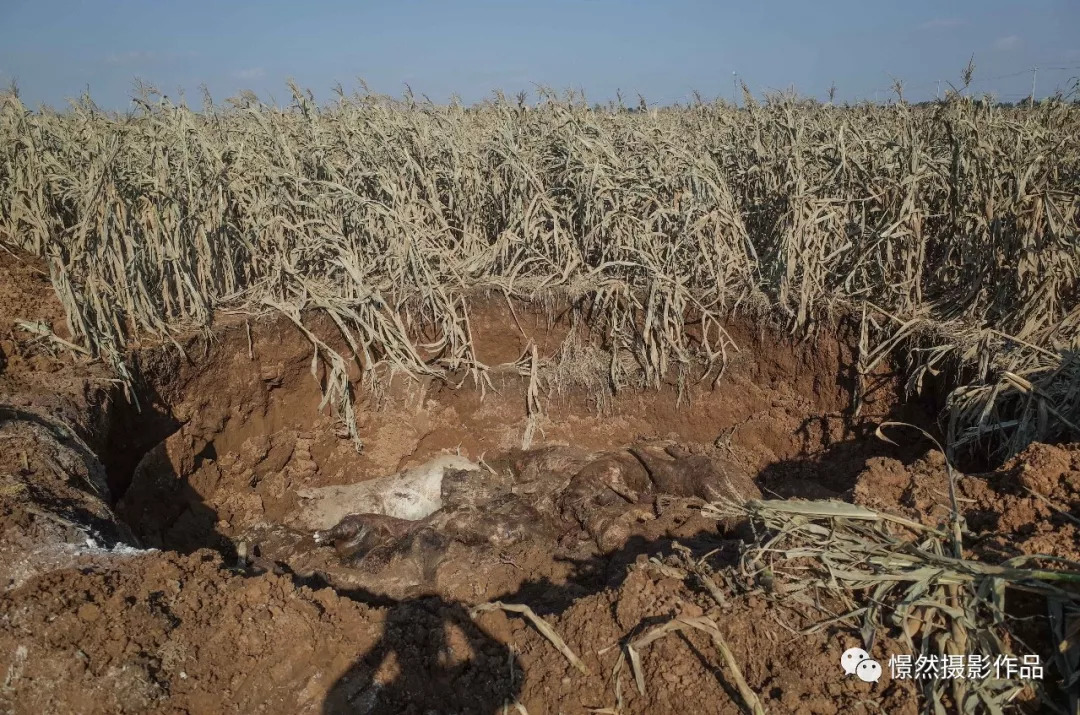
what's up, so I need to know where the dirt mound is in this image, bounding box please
[854,442,1080,563]
[0,252,135,589]
[1,551,385,714]
[496,563,920,715]
[0,252,70,376]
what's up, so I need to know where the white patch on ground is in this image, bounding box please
[2,644,28,693]
[2,536,156,593]
[292,454,478,530]
[79,537,156,557]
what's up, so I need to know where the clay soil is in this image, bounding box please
[1,248,1077,714]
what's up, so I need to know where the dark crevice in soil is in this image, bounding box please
[102,361,182,502]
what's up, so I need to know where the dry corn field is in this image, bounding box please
[2,86,1078,457]
[2,85,1080,714]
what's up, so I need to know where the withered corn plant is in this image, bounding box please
[0,84,1077,458]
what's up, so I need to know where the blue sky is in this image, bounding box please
[1,0,1078,109]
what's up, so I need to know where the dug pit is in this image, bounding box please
[112,301,930,603]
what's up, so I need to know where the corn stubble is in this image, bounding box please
[705,498,1080,713]
[0,84,1077,459]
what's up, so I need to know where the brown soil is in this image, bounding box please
[1,248,1074,713]
[854,444,1080,563]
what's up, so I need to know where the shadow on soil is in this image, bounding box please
[757,417,923,499]
[102,350,265,560]
[313,525,746,714]
[320,592,521,714]
[106,372,236,560]
[116,444,237,560]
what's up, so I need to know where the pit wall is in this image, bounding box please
[1,284,917,589]
[114,298,917,544]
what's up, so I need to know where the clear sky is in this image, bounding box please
[1,0,1078,109]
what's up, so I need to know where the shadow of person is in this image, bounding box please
[323,594,521,715]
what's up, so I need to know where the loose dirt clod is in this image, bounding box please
[471,601,588,675]
[615,615,765,715]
